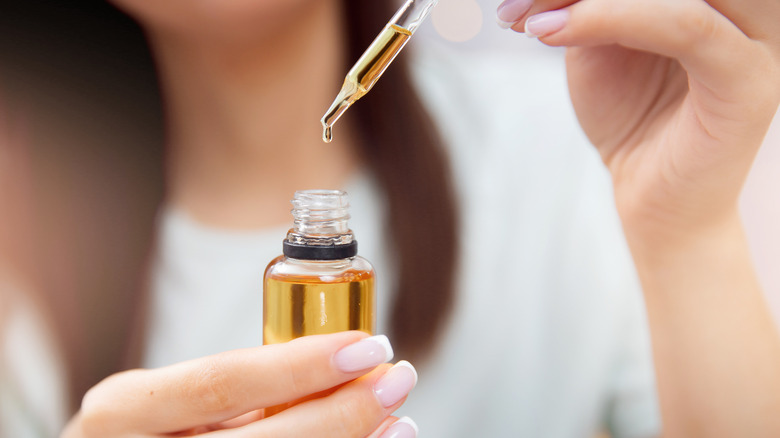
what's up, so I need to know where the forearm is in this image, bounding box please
[626,212,780,437]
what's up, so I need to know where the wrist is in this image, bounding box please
[620,204,744,261]
[616,185,743,247]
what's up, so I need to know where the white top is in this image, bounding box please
[1,42,660,437]
[0,288,67,438]
[145,43,660,437]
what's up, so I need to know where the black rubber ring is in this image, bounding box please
[282,241,358,260]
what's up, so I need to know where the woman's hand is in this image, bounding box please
[498,0,780,239]
[61,332,419,438]
[499,1,780,436]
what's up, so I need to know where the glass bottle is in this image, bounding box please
[263,190,376,345]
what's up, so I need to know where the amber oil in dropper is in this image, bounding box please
[321,24,412,143]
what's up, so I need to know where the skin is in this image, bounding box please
[114,0,361,229]
[63,0,780,436]
[63,332,404,437]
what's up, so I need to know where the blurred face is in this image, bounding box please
[111,0,320,43]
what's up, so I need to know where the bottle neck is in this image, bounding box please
[283,190,358,260]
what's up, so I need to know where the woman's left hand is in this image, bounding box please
[498,0,780,239]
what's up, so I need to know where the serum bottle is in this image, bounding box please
[263,190,376,346]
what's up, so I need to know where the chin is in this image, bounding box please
[111,0,319,42]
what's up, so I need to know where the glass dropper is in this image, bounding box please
[320,0,439,143]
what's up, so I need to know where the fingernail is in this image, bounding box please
[525,10,569,38]
[496,0,533,29]
[374,360,418,408]
[379,416,419,438]
[333,335,394,373]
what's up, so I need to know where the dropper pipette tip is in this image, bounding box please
[322,123,333,143]
[321,92,355,144]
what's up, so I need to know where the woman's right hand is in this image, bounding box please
[61,332,418,438]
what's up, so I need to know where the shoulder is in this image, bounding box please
[407,40,612,217]
[407,40,621,254]
[408,40,582,161]
[0,285,68,437]
[408,39,646,343]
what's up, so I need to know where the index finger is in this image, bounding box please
[501,0,780,43]
[79,332,394,435]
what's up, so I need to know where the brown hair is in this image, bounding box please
[343,0,459,362]
[0,1,165,413]
[0,0,458,414]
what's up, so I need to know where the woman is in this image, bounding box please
[2,0,780,436]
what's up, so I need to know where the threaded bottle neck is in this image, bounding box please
[284,190,357,260]
[291,190,351,236]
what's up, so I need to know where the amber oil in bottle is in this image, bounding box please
[263,190,375,343]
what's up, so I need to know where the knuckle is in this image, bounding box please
[280,350,314,396]
[78,370,139,436]
[77,411,111,438]
[185,357,236,414]
[678,4,720,45]
[320,387,383,437]
[693,9,719,41]
[330,401,359,436]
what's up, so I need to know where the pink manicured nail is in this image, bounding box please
[379,416,419,438]
[525,10,569,38]
[496,0,533,29]
[333,335,394,373]
[374,361,418,408]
